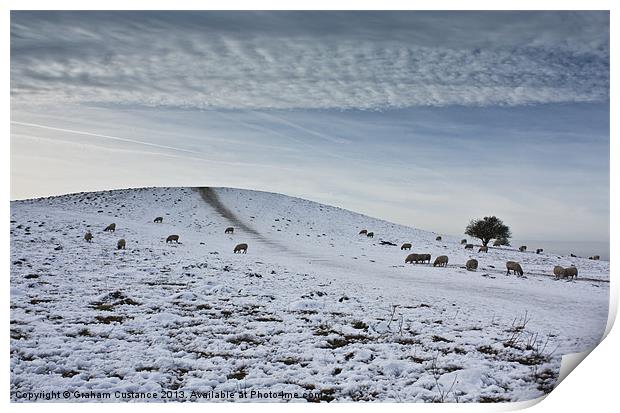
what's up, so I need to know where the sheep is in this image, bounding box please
[564,266,578,280]
[589,255,600,260]
[401,243,412,251]
[84,231,93,242]
[461,239,467,245]
[117,239,126,250]
[519,246,527,252]
[225,227,234,234]
[466,259,478,271]
[405,253,418,264]
[464,244,474,250]
[104,223,116,232]
[493,239,502,247]
[359,229,368,235]
[433,255,448,267]
[234,243,248,254]
[506,261,524,276]
[478,246,488,253]
[367,232,374,238]
[570,253,577,257]
[405,253,430,264]
[435,236,442,241]
[536,248,543,254]
[166,235,179,243]
[553,266,565,279]
[153,217,163,223]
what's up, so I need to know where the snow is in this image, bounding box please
[10,187,609,402]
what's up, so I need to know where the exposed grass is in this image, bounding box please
[92,303,114,311]
[77,328,93,337]
[313,323,335,336]
[135,366,159,372]
[326,337,349,349]
[431,335,452,343]
[453,347,468,355]
[226,334,262,345]
[277,357,301,366]
[10,329,28,340]
[396,337,419,345]
[479,395,511,403]
[477,345,498,356]
[227,368,247,380]
[351,320,368,330]
[255,316,282,322]
[95,315,126,324]
[30,298,52,305]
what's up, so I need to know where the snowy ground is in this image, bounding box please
[10,187,609,403]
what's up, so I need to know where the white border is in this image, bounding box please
[3,2,616,412]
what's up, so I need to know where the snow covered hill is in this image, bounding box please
[10,187,609,403]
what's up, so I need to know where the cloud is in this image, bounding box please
[10,11,609,110]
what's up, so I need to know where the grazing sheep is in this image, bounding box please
[405,253,418,264]
[104,223,116,232]
[166,235,179,243]
[519,246,527,252]
[493,239,502,247]
[506,261,524,276]
[405,253,430,264]
[117,239,126,250]
[153,217,163,223]
[464,244,474,250]
[367,232,374,238]
[466,259,478,271]
[461,239,467,245]
[225,227,234,234]
[553,266,565,279]
[570,253,577,258]
[433,255,449,267]
[401,243,412,251]
[589,255,600,260]
[478,246,488,253]
[536,248,543,254]
[84,231,93,243]
[234,243,248,254]
[564,266,578,280]
[436,236,442,241]
[359,229,368,235]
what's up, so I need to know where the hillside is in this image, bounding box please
[10,187,609,402]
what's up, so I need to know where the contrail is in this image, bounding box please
[10,120,299,171]
[250,111,352,144]
[11,121,201,155]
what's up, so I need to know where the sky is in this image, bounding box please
[10,11,610,243]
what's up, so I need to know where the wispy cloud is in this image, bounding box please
[11,11,609,110]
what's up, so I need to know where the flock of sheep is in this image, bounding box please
[82,217,247,254]
[358,229,580,281]
[80,215,584,282]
